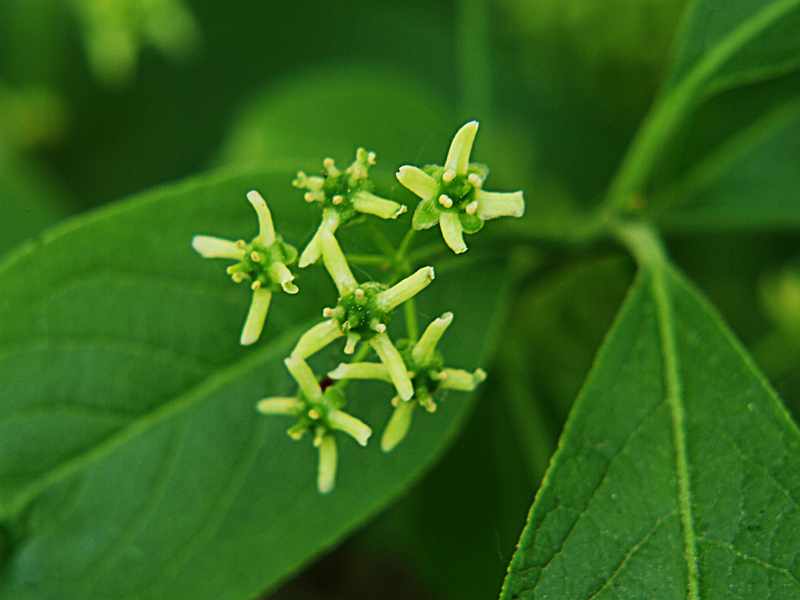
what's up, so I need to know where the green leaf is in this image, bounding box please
[219,65,453,169]
[0,168,509,599]
[607,0,800,209]
[500,264,800,599]
[650,99,800,230]
[669,0,800,95]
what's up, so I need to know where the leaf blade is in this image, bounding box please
[0,168,509,600]
[500,266,800,599]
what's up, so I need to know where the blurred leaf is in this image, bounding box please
[495,0,686,203]
[669,0,800,95]
[608,0,800,210]
[650,99,800,230]
[501,265,800,599]
[0,168,509,600]
[0,151,70,256]
[220,66,454,170]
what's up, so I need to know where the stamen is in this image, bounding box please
[442,169,456,183]
[438,194,453,208]
[308,408,321,420]
[332,194,344,205]
[465,201,478,215]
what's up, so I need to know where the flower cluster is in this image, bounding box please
[193,121,525,492]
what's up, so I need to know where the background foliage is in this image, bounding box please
[1,1,799,598]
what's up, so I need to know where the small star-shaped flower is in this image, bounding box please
[192,190,299,346]
[396,120,525,254]
[328,312,486,451]
[290,231,435,402]
[256,355,372,493]
[293,148,407,268]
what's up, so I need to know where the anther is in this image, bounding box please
[232,272,246,283]
[442,168,456,183]
[323,307,335,318]
[465,201,478,215]
[367,152,376,165]
[354,288,365,301]
[304,192,315,203]
[250,251,262,262]
[235,240,247,249]
[332,194,344,205]
[308,409,321,420]
[251,280,262,290]
[468,173,482,187]
[438,194,453,208]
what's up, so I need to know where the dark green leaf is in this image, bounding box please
[668,0,800,95]
[501,264,800,599]
[220,65,453,169]
[0,168,509,599]
[607,0,800,211]
[651,99,800,230]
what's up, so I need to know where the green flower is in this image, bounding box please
[328,312,486,451]
[257,356,372,494]
[192,190,298,346]
[396,120,525,254]
[293,148,407,268]
[291,231,435,402]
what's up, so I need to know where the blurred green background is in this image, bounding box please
[2,1,799,597]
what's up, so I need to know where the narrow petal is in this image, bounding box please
[476,190,525,220]
[438,367,487,391]
[396,165,438,200]
[247,190,276,246]
[328,362,391,382]
[439,212,467,254]
[381,400,416,452]
[444,120,479,176]
[319,230,358,295]
[376,266,435,312]
[299,209,340,268]
[412,312,454,365]
[328,410,372,446]
[352,191,407,220]
[284,355,323,400]
[370,332,414,401]
[412,198,441,230]
[256,397,303,416]
[317,435,337,494]
[191,235,244,260]
[240,288,271,346]
[292,319,343,359]
[268,261,299,294]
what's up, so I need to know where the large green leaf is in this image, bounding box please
[500,263,800,599]
[0,168,508,599]
[607,0,800,209]
[651,99,800,230]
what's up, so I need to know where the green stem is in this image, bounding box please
[345,253,391,267]
[404,298,419,342]
[612,220,668,270]
[395,227,416,262]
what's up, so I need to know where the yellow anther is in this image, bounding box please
[250,251,262,262]
[332,194,344,205]
[308,409,321,420]
[438,194,453,208]
[251,280,262,290]
[442,168,456,183]
[465,201,478,215]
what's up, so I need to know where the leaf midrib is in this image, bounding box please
[0,320,311,520]
[651,265,700,599]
